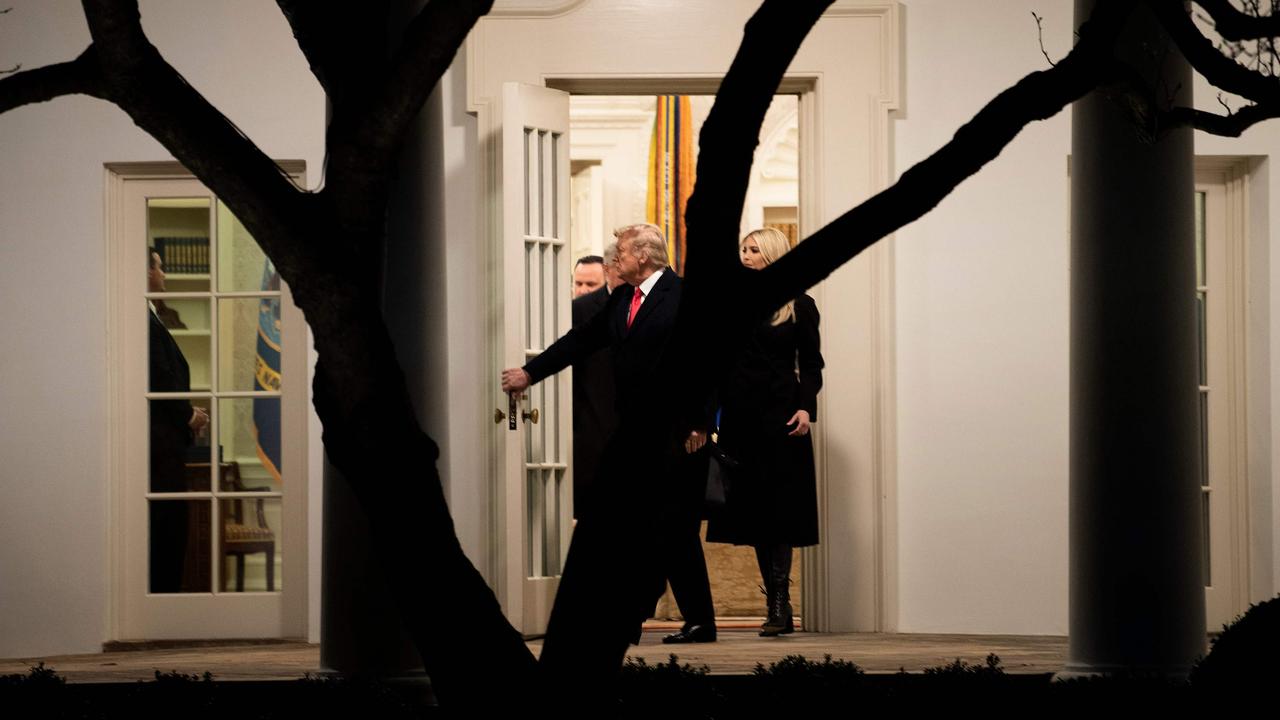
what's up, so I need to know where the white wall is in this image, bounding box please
[431,61,490,571]
[568,96,655,249]
[0,0,325,657]
[896,0,1074,634]
[895,0,1279,634]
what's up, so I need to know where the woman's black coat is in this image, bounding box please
[706,294,823,547]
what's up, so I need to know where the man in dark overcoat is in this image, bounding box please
[502,224,716,649]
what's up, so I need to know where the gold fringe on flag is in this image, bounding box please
[646,95,696,276]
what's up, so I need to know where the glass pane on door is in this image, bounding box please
[1194,190,1211,593]
[521,126,569,580]
[218,297,285,393]
[147,397,211,492]
[215,201,272,293]
[219,497,282,592]
[148,198,211,292]
[149,498,212,594]
[218,396,283,486]
[144,191,285,598]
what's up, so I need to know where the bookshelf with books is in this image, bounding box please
[148,199,213,392]
[154,236,211,275]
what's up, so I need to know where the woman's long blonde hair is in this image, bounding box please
[742,227,795,325]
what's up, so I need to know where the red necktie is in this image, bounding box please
[627,286,643,329]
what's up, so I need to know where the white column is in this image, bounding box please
[1065,0,1206,677]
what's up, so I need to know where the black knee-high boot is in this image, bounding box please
[754,545,773,629]
[760,544,794,636]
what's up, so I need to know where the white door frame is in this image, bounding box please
[105,162,309,641]
[1195,156,1257,628]
[468,0,903,633]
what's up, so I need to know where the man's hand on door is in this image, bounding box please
[501,368,531,393]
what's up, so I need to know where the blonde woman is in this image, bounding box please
[706,227,824,636]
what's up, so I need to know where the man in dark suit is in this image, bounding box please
[570,248,620,518]
[148,249,208,592]
[572,253,608,298]
[502,224,716,646]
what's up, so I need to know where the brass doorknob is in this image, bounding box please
[494,408,507,424]
[522,408,540,424]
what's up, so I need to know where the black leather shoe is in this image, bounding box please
[662,624,717,644]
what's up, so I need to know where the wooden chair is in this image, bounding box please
[217,462,276,592]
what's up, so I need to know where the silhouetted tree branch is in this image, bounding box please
[740,1,1132,321]
[1195,0,1280,40]
[1156,0,1276,98]
[355,0,492,162]
[1165,101,1280,134]
[0,51,99,113]
[322,0,493,220]
[1033,11,1060,67]
[81,0,313,279]
[274,0,389,104]
[1151,0,1280,137]
[685,0,835,285]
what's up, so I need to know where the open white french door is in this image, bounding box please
[498,83,574,636]
[109,168,307,641]
[1195,173,1248,632]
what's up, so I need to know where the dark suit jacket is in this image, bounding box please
[570,286,617,513]
[525,269,682,421]
[149,310,194,492]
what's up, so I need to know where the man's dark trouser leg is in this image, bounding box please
[665,451,714,628]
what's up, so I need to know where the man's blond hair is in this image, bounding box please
[613,223,669,269]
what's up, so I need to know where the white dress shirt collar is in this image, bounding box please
[637,268,664,298]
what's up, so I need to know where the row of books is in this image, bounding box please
[155,236,210,274]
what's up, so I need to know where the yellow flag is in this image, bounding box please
[646,95,696,275]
